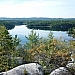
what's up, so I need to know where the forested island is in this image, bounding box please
[0,18,75,74]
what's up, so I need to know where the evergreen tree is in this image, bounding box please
[0,26,13,72]
[25,29,39,49]
[68,27,75,38]
[0,26,20,72]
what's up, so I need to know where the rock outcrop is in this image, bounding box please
[50,67,72,75]
[50,51,75,75]
[1,63,43,75]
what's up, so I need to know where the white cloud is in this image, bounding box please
[0,0,75,18]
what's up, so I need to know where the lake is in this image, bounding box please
[8,25,74,44]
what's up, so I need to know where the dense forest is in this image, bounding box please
[0,20,23,30]
[0,19,75,74]
[0,19,75,31]
[26,20,75,31]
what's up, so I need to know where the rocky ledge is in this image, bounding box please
[0,63,43,75]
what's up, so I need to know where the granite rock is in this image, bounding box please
[1,63,43,75]
[50,67,72,75]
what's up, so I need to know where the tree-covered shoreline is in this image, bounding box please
[0,19,75,31]
[26,20,75,31]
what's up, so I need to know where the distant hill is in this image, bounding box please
[0,17,75,20]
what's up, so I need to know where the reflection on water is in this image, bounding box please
[8,25,74,44]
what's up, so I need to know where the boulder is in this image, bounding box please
[66,62,75,69]
[1,63,43,75]
[50,67,72,75]
[66,62,75,75]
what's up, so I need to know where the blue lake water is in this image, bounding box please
[8,25,74,44]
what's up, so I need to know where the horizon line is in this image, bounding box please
[0,17,75,19]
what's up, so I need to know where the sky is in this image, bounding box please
[0,0,75,18]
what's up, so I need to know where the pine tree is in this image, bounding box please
[25,29,39,49]
[0,26,13,71]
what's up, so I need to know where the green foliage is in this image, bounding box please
[0,26,20,72]
[0,20,24,30]
[0,22,75,74]
[0,20,15,30]
[25,29,39,49]
[12,35,21,49]
[47,31,54,43]
[0,26,13,71]
[23,30,73,73]
[26,20,75,31]
[68,27,75,38]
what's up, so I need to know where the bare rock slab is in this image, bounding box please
[1,63,43,75]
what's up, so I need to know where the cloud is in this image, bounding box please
[0,0,75,18]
